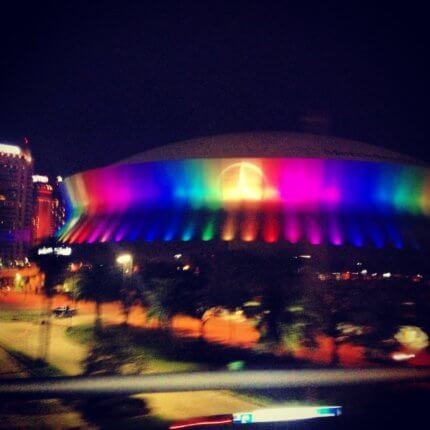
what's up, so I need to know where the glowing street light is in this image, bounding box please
[116,254,132,265]
[116,253,133,275]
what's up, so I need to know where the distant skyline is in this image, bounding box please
[1,1,429,176]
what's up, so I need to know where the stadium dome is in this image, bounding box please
[58,133,430,249]
[118,132,422,165]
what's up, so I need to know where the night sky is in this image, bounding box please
[1,1,429,176]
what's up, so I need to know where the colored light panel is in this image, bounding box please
[58,157,430,248]
[241,212,259,242]
[202,214,216,241]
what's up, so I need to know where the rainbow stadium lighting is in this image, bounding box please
[57,133,430,248]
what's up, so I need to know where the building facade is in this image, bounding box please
[0,142,33,265]
[32,175,54,244]
[58,132,430,251]
[53,176,66,234]
[32,175,66,245]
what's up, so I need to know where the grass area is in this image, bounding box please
[0,309,42,323]
[66,324,202,373]
[65,324,95,345]
[67,322,305,375]
[5,348,63,377]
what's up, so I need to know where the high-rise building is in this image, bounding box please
[53,176,66,234]
[32,175,66,245]
[0,141,33,265]
[32,175,54,244]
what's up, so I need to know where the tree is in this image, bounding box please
[31,247,69,360]
[140,258,211,335]
[75,264,121,329]
[142,276,180,329]
[310,282,345,365]
[206,252,301,352]
[348,278,425,360]
[64,272,82,306]
[209,253,261,311]
[293,276,364,366]
[175,259,212,336]
[119,272,143,325]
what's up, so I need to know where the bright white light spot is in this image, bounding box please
[116,254,132,265]
[32,175,49,183]
[38,246,72,256]
[220,161,278,202]
[391,352,416,361]
[383,272,391,278]
[233,406,342,424]
[38,247,53,255]
[55,246,72,256]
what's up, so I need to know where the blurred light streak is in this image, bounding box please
[170,417,232,429]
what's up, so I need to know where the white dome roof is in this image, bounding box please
[117,132,422,166]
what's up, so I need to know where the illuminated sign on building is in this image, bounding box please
[32,175,49,183]
[37,246,72,256]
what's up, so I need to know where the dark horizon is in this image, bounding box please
[1,1,429,176]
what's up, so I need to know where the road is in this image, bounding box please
[143,391,263,421]
[0,319,87,375]
[0,345,87,429]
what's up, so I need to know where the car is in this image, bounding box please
[52,306,77,318]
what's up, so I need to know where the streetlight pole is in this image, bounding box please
[116,253,133,325]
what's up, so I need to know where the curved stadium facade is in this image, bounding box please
[57,133,430,251]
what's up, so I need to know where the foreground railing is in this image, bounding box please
[1,368,430,398]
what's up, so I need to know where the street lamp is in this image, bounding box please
[116,253,133,275]
[116,253,134,325]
